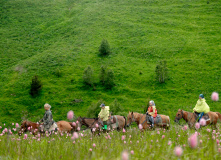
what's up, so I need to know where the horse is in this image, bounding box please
[215,112,221,121]
[174,109,219,129]
[126,111,142,127]
[126,111,170,129]
[18,120,78,135]
[77,115,126,132]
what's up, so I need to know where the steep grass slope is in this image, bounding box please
[0,0,220,124]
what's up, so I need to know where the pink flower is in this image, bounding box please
[138,124,143,130]
[217,139,220,145]
[122,151,129,160]
[23,134,28,139]
[67,110,74,120]
[93,143,96,147]
[157,131,160,134]
[207,129,211,132]
[77,127,80,131]
[211,92,219,101]
[162,135,165,139]
[183,125,188,131]
[168,141,172,145]
[195,123,200,130]
[200,140,203,144]
[73,132,79,139]
[12,123,14,125]
[89,148,92,152]
[174,146,183,157]
[123,128,126,133]
[199,118,206,126]
[131,150,134,155]
[188,132,198,148]
[122,135,125,140]
[72,122,76,127]
[124,141,126,144]
[95,123,99,128]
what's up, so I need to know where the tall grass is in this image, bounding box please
[0,0,221,124]
[0,123,221,159]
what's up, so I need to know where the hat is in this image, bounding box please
[100,103,105,107]
[199,94,204,98]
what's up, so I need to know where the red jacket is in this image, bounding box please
[148,106,157,118]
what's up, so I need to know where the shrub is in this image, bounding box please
[83,66,93,86]
[99,65,106,85]
[105,69,115,89]
[86,100,105,118]
[30,75,42,97]
[110,99,123,115]
[99,39,111,56]
[155,60,168,83]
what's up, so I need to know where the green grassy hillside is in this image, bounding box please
[0,0,220,125]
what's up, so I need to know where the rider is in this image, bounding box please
[146,100,157,128]
[39,103,55,132]
[193,94,210,121]
[98,103,109,130]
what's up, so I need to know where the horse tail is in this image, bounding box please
[216,112,221,121]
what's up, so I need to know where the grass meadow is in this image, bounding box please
[0,122,221,160]
[0,0,221,158]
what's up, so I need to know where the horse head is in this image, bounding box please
[126,111,134,127]
[18,120,29,135]
[174,109,183,123]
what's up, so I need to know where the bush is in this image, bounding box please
[83,66,93,86]
[86,100,105,118]
[155,60,168,83]
[99,65,106,85]
[30,75,42,97]
[105,69,115,89]
[110,99,123,115]
[99,39,111,56]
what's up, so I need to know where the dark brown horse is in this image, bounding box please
[77,115,126,131]
[126,111,170,129]
[174,109,218,128]
[18,120,78,135]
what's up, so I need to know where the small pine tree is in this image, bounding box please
[83,66,93,86]
[99,65,106,85]
[155,60,168,83]
[99,39,111,56]
[105,69,115,89]
[30,75,42,97]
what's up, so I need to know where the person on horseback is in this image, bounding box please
[193,94,210,121]
[146,100,157,128]
[98,103,109,130]
[39,103,55,132]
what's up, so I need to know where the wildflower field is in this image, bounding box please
[0,123,221,160]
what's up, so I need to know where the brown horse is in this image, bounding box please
[174,109,218,128]
[215,112,221,121]
[18,120,78,135]
[126,111,170,129]
[77,115,126,131]
[126,111,142,127]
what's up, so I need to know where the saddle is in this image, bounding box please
[146,114,162,125]
[108,116,119,129]
[201,114,209,120]
[194,113,209,121]
[153,115,162,124]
